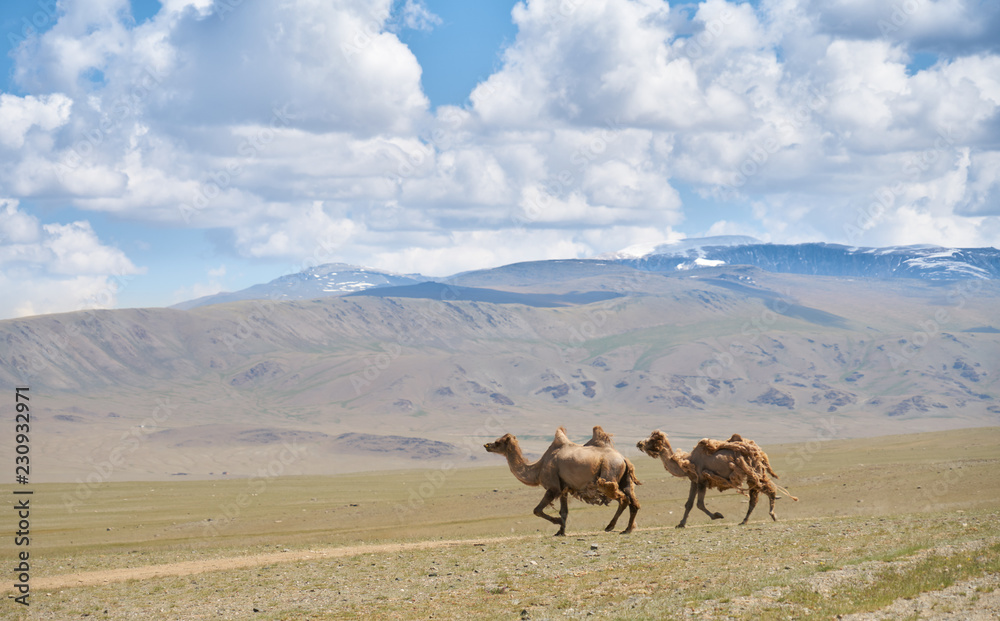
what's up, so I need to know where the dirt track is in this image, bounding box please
[21,519,1000,620]
[32,536,516,591]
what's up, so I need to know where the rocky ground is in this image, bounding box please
[19,510,1000,620]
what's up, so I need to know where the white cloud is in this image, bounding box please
[808,0,1000,55]
[0,93,72,148]
[0,199,144,317]
[371,229,590,277]
[207,264,226,278]
[233,202,363,260]
[0,0,999,318]
[705,219,770,242]
[166,262,228,308]
[43,221,137,275]
[0,198,41,244]
[955,151,1000,216]
[0,273,125,319]
[148,1,429,135]
[394,0,442,32]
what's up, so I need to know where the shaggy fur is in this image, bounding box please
[636,430,797,527]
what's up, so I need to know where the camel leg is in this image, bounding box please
[677,480,698,528]
[604,497,626,532]
[556,493,570,536]
[740,488,759,525]
[603,479,632,532]
[620,486,639,535]
[767,491,777,522]
[696,482,724,521]
[532,489,564,534]
[606,467,639,533]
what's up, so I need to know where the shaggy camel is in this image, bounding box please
[636,430,797,527]
[484,427,640,536]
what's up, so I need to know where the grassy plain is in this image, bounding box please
[4,427,1000,619]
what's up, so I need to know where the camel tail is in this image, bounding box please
[625,459,642,486]
[752,444,779,479]
[774,482,798,501]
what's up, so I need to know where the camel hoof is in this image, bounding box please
[739,520,748,526]
[553,531,566,537]
[620,528,633,535]
[675,523,686,529]
[712,513,724,520]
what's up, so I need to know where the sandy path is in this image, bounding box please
[28,521,740,592]
[32,536,514,591]
[26,518,826,592]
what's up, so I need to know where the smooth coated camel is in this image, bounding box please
[484,427,640,536]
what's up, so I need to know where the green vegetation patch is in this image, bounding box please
[779,541,1000,619]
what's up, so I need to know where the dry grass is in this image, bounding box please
[3,427,999,619]
[777,541,1000,619]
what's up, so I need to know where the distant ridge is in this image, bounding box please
[5,260,999,481]
[173,263,425,310]
[347,281,623,307]
[171,240,1000,311]
[607,240,1000,280]
[596,235,761,260]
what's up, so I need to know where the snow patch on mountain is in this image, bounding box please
[597,236,761,260]
[609,241,1000,280]
[172,263,425,310]
[677,257,727,270]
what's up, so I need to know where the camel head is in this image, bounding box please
[636,430,672,458]
[484,433,517,455]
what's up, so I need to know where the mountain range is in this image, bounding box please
[4,238,999,481]
[172,263,424,310]
[172,237,1000,310]
[617,237,1000,280]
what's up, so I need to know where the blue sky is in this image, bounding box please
[398,1,519,108]
[0,0,527,310]
[0,0,998,318]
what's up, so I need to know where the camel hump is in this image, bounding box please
[552,427,572,446]
[584,425,614,448]
[696,438,722,452]
[699,434,760,456]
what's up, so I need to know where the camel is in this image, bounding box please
[636,430,797,527]
[484,427,640,536]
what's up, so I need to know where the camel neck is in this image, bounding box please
[659,445,690,478]
[503,440,542,485]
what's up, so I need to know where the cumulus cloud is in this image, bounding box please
[1,0,999,318]
[0,199,41,244]
[0,93,72,149]
[956,151,1000,216]
[0,273,128,319]
[371,228,591,276]
[807,0,1000,55]
[0,199,144,317]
